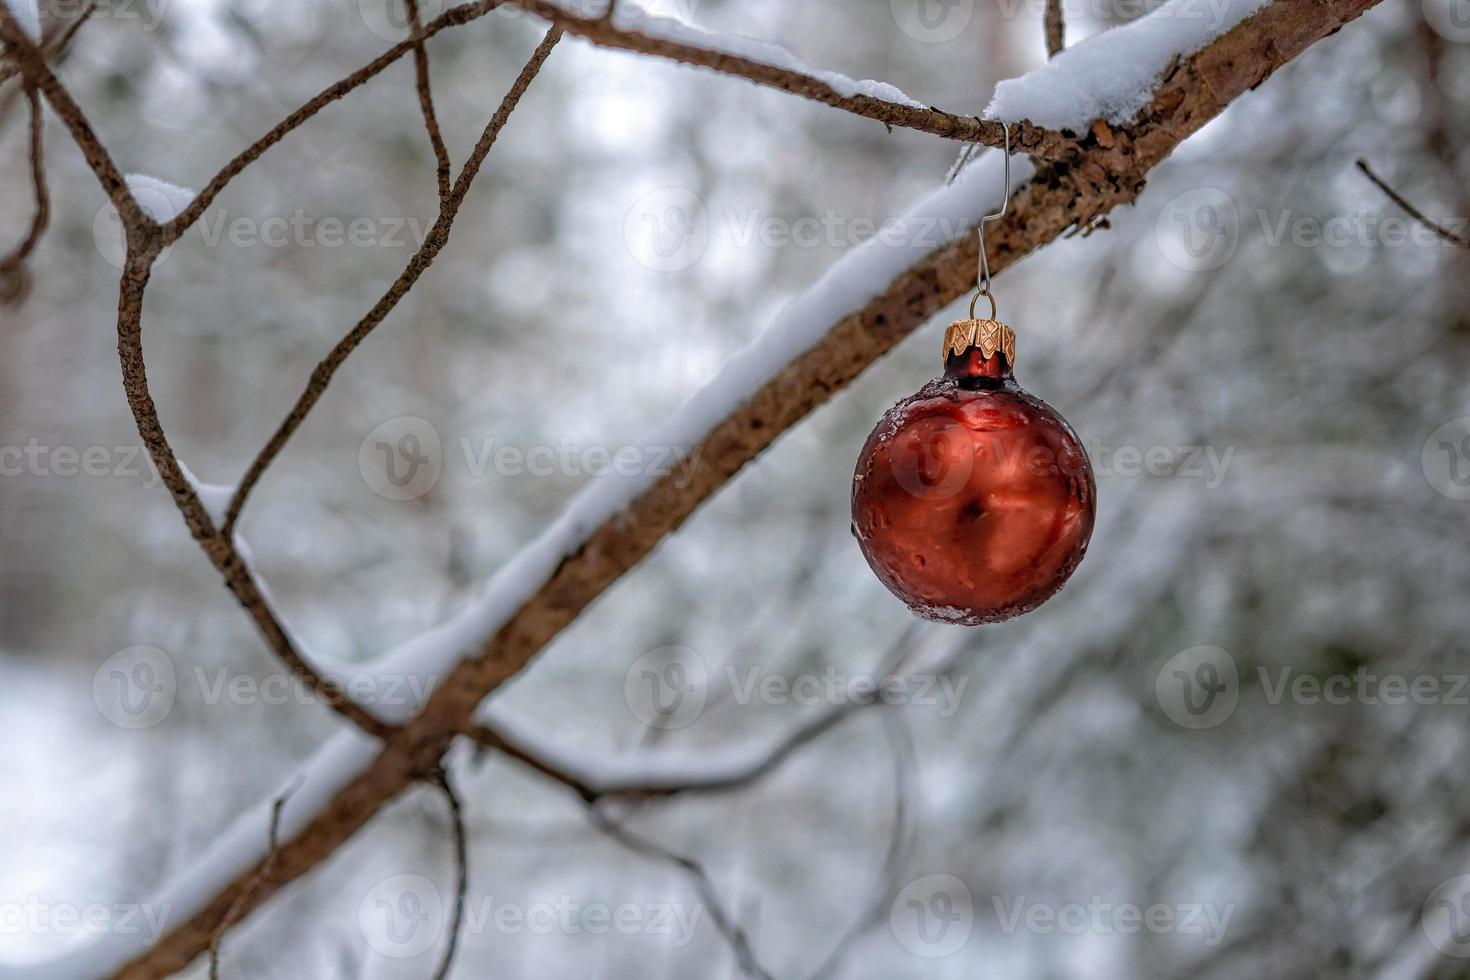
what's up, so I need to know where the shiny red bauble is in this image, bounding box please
[852,319,1095,625]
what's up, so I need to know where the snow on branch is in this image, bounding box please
[986,0,1271,131]
[517,0,1076,158]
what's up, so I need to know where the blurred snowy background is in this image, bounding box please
[3,0,1469,976]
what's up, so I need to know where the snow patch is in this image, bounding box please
[125,174,197,223]
[985,0,1272,131]
[176,459,236,528]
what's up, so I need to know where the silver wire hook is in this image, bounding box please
[975,120,1011,310]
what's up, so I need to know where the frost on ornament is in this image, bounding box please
[852,317,1095,626]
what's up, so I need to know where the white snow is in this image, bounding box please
[124,174,197,223]
[985,0,1272,131]
[176,458,236,528]
[1,0,40,41]
[546,0,925,108]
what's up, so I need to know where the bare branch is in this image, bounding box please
[0,3,95,91]
[160,0,512,243]
[220,28,563,537]
[0,8,147,233]
[1356,158,1470,249]
[466,625,924,802]
[0,85,47,304]
[111,249,399,737]
[406,0,453,205]
[586,808,776,980]
[427,767,469,980]
[1044,0,1065,57]
[208,789,294,980]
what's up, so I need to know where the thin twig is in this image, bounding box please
[0,84,47,302]
[208,788,296,979]
[1044,0,1065,57]
[406,0,453,205]
[0,1,93,86]
[587,806,776,980]
[1356,158,1470,249]
[0,8,147,232]
[160,0,512,244]
[426,766,469,980]
[803,711,918,980]
[221,28,563,536]
[504,0,1075,159]
[468,625,924,801]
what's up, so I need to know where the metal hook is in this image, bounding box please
[974,120,1011,316]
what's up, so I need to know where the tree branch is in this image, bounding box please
[1356,158,1470,249]
[219,27,563,537]
[406,0,453,206]
[0,84,46,303]
[507,0,1078,160]
[158,0,512,244]
[426,766,469,980]
[0,7,146,233]
[1044,0,1065,57]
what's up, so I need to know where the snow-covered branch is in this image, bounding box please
[512,0,1078,159]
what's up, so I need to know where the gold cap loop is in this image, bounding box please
[943,318,1016,365]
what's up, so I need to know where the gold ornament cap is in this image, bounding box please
[943,318,1016,365]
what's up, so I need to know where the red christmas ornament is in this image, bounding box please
[851,311,1095,625]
